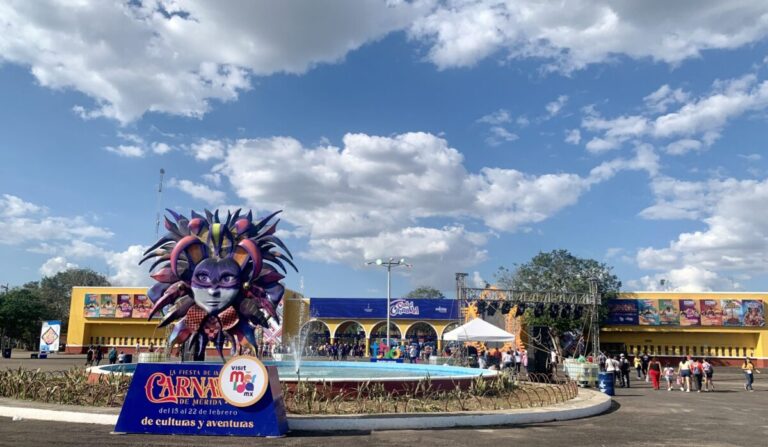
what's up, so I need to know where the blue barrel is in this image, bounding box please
[598,372,615,396]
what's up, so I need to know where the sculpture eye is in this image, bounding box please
[221,274,237,285]
[196,273,211,284]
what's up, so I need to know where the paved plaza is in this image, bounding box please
[0,356,765,447]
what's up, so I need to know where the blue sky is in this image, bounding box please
[1,1,768,297]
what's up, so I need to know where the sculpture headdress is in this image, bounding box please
[140,208,296,359]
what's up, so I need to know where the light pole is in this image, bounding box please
[588,277,600,360]
[366,258,411,348]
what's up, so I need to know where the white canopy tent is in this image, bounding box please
[442,318,516,343]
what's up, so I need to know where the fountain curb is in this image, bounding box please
[0,389,611,431]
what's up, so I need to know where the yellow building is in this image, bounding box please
[66,286,306,354]
[601,292,767,367]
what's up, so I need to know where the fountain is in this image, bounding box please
[90,207,498,395]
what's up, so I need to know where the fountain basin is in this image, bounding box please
[89,360,497,395]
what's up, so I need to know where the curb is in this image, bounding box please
[0,389,611,431]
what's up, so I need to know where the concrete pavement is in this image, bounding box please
[0,359,765,446]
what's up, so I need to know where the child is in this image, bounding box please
[663,364,675,391]
[634,355,643,379]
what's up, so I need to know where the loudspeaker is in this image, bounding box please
[530,326,551,375]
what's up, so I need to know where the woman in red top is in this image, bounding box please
[648,356,662,390]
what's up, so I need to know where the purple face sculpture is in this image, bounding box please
[190,258,242,314]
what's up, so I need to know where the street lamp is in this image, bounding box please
[366,257,412,348]
[588,277,600,360]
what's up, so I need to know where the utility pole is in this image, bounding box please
[154,168,165,239]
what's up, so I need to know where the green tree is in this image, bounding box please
[27,268,110,330]
[405,286,445,299]
[0,288,54,349]
[494,249,621,354]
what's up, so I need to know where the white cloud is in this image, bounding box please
[516,116,530,128]
[104,145,145,158]
[188,139,226,161]
[628,266,736,292]
[410,1,768,72]
[1,194,45,217]
[485,126,519,146]
[564,129,581,145]
[107,245,150,286]
[545,95,568,117]
[39,256,79,277]
[168,178,226,204]
[306,226,488,290]
[643,85,689,113]
[151,142,173,155]
[0,1,427,123]
[581,73,768,153]
[635,176,768,289]
[739,153,762,161]
[213,131,657,287]
[0,196,112,246]
[478,109,512,125]
[665,139,703,155]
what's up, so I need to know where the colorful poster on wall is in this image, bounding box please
[132,294,152,319]
[658,299,679,325]
[700,300,723,326]
[39,320,61,352]
[606,299,639,325]
[116,294,133,318]
[721,299,743,326]
[678,300,701,326]
[84,293,100,317]
[100,294,116,317]
[742,300,765,327]
[638,299,660,325]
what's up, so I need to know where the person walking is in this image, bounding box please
[618,354,631,388]
[85,345,94,367]
[648,356,662,390]
[702,358,714,391]
[741,357,761,391]
[514,349,522,374]
[678,356,692,392]
[662,364,675,391]
[108,347,118,365]
[605,354,618,385]
[94,345,103,366]
[641,352,650,381]
[634,355,643,379]
[691,358,704,392]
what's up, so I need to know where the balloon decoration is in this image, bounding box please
[140,208,296,359]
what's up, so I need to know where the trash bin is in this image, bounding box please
[2,348,11,359]
[124,354,133,363]
[598,371,615,396]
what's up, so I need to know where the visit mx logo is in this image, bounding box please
[218,356,269,407]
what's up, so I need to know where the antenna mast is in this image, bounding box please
[154,168,165,238]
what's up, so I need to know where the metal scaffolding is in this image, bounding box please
[456,274,602,359]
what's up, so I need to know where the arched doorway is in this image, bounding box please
[405,322,438,346]
[300,320,331,351]
[334,320,366,345]
[369,321,402,349]
[441,321,462,355]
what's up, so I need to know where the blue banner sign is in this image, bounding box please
[115,357,288,437]
[309,298,460,320]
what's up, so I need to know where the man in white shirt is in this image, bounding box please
[605,354,619,385]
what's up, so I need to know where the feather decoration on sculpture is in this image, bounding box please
[140,208,296,360]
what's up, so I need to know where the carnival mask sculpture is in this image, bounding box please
[140,209,296,359]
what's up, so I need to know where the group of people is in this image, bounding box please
[478,347,528,373]
[601,351,761,392]
[84,344,122,366]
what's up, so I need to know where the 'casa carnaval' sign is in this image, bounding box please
[390,299,420,317]
[114,356,288,437]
